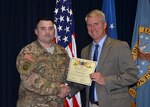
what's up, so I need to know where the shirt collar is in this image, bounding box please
[92,35,107,48]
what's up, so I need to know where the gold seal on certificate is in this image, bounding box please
[67,58,97,86]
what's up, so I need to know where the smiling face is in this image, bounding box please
[35,20,55,47]
[86,15,107,43]
[85,10,107,43]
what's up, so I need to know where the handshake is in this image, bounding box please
[58,84,71,98]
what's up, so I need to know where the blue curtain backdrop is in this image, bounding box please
[0,0,137,107]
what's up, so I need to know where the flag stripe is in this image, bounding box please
[54,0,81,107]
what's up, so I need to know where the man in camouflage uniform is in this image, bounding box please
[16,18,70,107]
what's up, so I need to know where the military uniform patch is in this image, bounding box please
[19,59,34,74]
[18,54,35,74]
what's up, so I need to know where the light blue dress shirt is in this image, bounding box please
[90,35,107,101]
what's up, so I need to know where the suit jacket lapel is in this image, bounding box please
[84,43,92,60]
[97,36,112,71]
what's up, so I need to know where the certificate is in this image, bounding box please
[67,58,97,86]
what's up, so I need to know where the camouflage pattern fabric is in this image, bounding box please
[16,41,70,107]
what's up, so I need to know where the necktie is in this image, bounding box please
[89,44,99,103]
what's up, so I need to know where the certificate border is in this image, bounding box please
[67,58,97,86]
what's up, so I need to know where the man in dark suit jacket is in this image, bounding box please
[59,9,138,107]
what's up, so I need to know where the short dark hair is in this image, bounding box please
[35,17,54,28]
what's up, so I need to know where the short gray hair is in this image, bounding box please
[85,9,106,22]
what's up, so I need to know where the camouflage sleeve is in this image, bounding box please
[20,72,61,96]
[16,50,61,96]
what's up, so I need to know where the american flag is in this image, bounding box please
[54,0,81,107]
